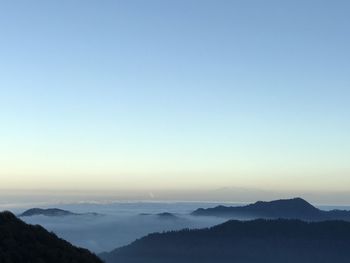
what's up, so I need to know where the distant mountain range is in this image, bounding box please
[19,208,100,217]
[100,219,350,263]
[0,211,102,263]
[191,197,350,221]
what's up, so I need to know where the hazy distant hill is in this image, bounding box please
[19,208,77,217]
[0,211,102,263]
[192,197,350,221]
[139,212,179,220]
[156,212,178,220]
[19,208,100,217]
[100,219,350,263]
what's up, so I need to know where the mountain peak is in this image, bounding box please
[0,211,21,223]
[249,197,317,210]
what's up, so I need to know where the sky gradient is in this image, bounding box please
[0,1,349,199]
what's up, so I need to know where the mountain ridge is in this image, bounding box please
[191,197,350,221]
[100,218,350,263]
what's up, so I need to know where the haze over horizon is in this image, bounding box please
[1,1,349,203]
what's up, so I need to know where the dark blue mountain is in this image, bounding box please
[100,219,350,263]
[192,197,350,221]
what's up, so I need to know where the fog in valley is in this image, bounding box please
[5,199,350,254]
[17,202,227,253]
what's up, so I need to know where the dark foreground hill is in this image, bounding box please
[0,211,102,263]
[192,197,350,220]
[100,219,350,263]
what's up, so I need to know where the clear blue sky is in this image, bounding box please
[0,1,349,196]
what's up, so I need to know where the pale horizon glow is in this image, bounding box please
[0,0,349,202]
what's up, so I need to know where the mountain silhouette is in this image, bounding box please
[19,208,77,217]
[0,211,102,263]
[19,208,100,217]
[100,218,350,263]
[192,197,350,221]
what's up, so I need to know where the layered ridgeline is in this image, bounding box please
[192,197,350,220]
[100,219,350,263]
[0,211,102,263]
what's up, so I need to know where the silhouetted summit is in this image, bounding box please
[0,211,102,263]
[100,219,350,263]
[192,197,350,221]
